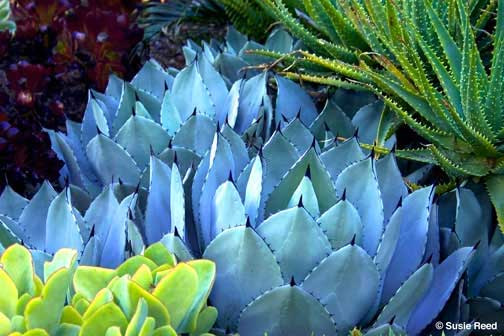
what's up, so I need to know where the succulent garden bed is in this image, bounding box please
[0,1,503,336]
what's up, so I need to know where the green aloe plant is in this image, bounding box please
[0,243,217,336]
[256,0,504,231]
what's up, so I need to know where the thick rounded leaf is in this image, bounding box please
[335,158,384,256]
[73,266,116,301]
[301,245,380,334]
[318,200,362,250]
[376,155,408,222]
[86,134,141,186]
[193,306,217,335]
[375,264,434,328]
[45,190,83,254]
[25,268,71,333]
[82,288,114,320]
[275,76,317,126]
[153,263,198,331]
[125,298,149,336]
[44,248,78,282]
[18,182,57,249]
[1,244,36,295]
[179,260,216,332]
[203,227,283,329]
[257,207,331,283]
[115,115,171,169]
[79,302,128,336]
[407,247,475,335]
[382,187,433,303]
[238,286,336,336]
[110,277,170,327]
[0,268,18,318]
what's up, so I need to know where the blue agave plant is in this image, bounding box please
[0,25,482,336]
[435,186,504,335]
[44,28,322,199]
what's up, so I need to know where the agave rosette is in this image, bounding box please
[45,28,318,198]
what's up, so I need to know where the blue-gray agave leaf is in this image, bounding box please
[238,285,336,336]
[45,188,84,254]
[275,75,317,127]
[144,156,185,244]
[203,226,283,329]
[406,247,475,335]
[257,206,331,283]
[334,157,384,256]
[302,244,380,334]
[381,186,434,303]
[0,186,28,220]
[16,181,57,248]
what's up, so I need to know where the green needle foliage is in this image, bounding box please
[257,0,504,231]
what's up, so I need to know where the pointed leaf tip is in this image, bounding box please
[473,240,481,250]
[89,225,96,239]
[305,165,311,179]
[298,196,304,208]
[395,196,403,209]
